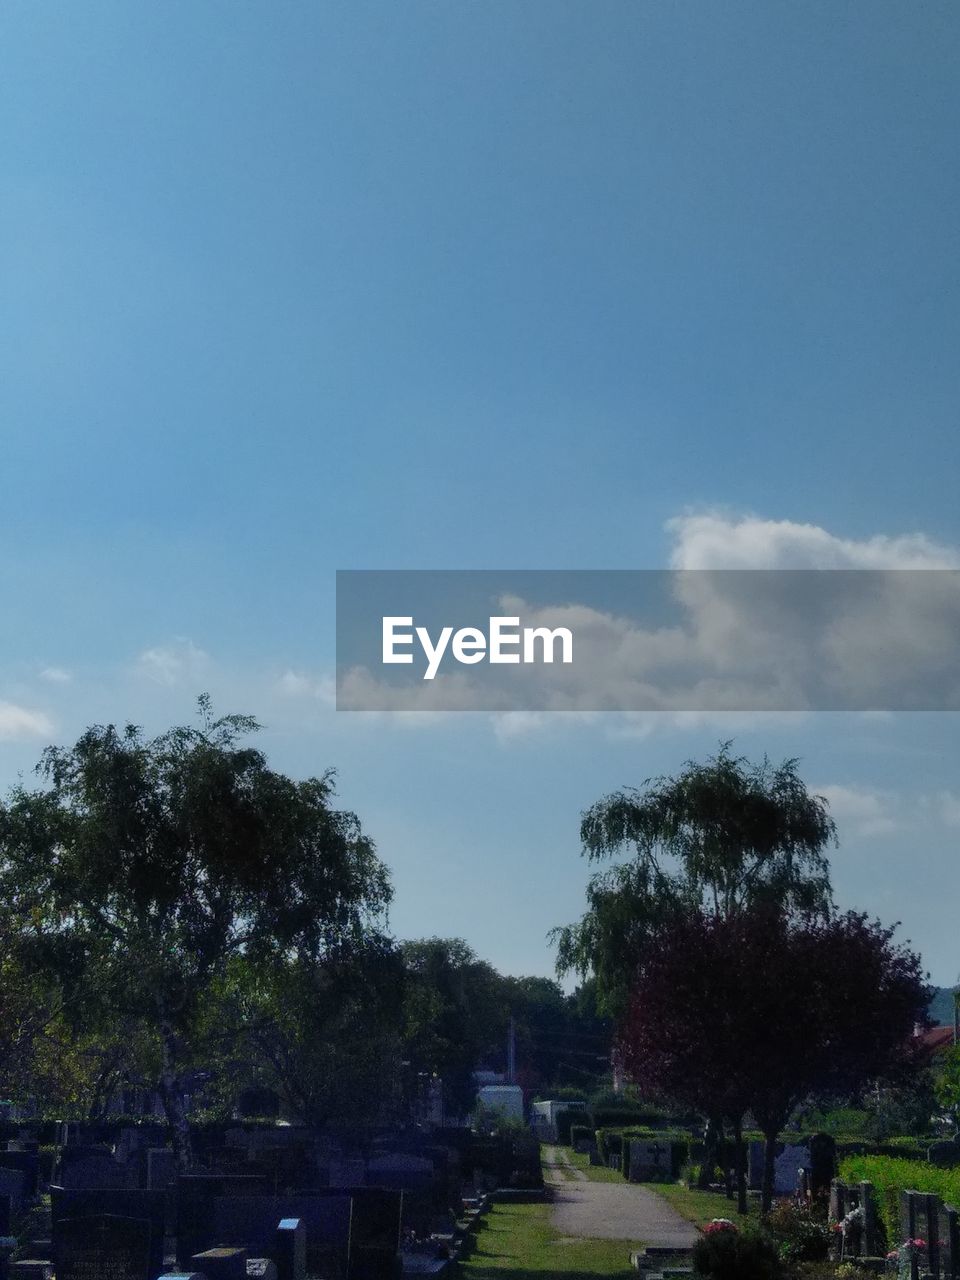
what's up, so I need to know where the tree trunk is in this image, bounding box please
[732,1117,747,1215]
[761,1128,778,1214]
[158,1013,193,1170]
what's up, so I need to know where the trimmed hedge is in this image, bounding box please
[839,1155,960,1247]
[569,1125,593,1148]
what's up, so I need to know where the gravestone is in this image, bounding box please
[757,1142,810,1196]
[924,1193,941,1280]
[859,1181,881,1258]
[809,1133,836,1198]
[59,1148,129,1191]
[929,1140,960,1168]
[146,1150,176,1191]
[627,1140,671,1182]
[0,1169,27,1214]
[275,1218,305,1280]
[0,1153,40,1197]
[54,1213,151,1280]
[346,1188,402,1278]
[195,1195,352,1278]
[900,1191,920,1280]
[274,1196,352,1276]
[175,1174,270,1266]
[51,1187,166,1280]
[940,1202,959,1280]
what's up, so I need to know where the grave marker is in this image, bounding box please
[54,1213,151,1280]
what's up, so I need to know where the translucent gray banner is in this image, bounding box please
[335,570,960,711]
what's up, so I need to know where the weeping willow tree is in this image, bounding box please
[552,744,837,1193]
[554,743,837,1013]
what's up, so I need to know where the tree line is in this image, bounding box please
[0,698,607,1164]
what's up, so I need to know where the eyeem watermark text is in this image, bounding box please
[382,615,574,680]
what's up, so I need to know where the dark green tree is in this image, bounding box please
[0,697,391,1163]
[554,744,837,1015]
[400,937,507,1117]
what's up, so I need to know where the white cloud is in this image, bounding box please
[38,666,71,684]
[276,669,336,707]
[337,513,960,716]
[816,784,898,838]
[0,702,54,740]
[667,512,959,570]
[136,640,210,687]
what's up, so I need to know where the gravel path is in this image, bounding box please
[543,1147,699,1246]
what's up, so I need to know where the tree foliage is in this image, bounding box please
[554,745,836,1013]
[616,905,931,1211]
[0,698,392,1158]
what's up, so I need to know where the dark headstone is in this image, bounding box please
[809,1133,836,1198]
[626,1140,671,1182]
[208,1196,352,1276]
[929,1140,960,1168]
[54,1213,151,1280]
[347,1188,402,1278]
[190,1247,247,1280]
[0,1154,40,1197]
[275,1218,305,1280]
[58,1147,129,1190]
[51,1188,165,1280]
[940,1202,960,1280]
[0,1193,10,1236]
[924,1193,941,1280]
[175,1175,270,1267]
[901,1191,920,1280]
[0,1171,25,1215]
[860,1181,881,1258]
[146,1150,176,1191]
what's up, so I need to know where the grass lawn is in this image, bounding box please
[460,1200,646,1279]
[653,1181,759,1228]
[564,1148,631,1185]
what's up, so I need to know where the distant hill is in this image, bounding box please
[929,986,958,1026]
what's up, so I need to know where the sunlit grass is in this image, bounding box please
[461,1200,646,1278]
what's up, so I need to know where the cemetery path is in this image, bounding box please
[547,1175,700,1247]
[542,1145,588,1182]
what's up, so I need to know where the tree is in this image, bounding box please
[400,937,507,1117]
[933,1043,960,1129]
[0,698,392,1163]
[555,746,836,1015]
[223,937,406,1126]
[616,905,931,1213]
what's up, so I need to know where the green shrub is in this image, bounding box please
[839,1154,960,1245]
[693,1222,781,1280]
[569,1124,593,1148]
[764,1200,832,1262]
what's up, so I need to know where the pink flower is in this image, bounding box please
[704,1219,738,1235]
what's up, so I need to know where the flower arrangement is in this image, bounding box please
[886,1237,927,1277]
[703,1218,738,1235]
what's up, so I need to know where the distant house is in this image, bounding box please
[919,1024,956,1058]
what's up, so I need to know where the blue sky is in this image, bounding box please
[0,3,957,983]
